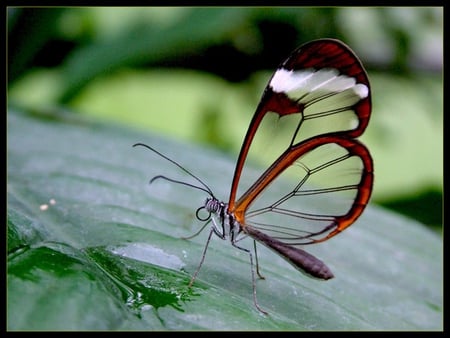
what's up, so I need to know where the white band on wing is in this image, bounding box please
[270,68,369,101]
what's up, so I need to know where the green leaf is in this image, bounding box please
[7,108,442,330]
[59,8,252,102]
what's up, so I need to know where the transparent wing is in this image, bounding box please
[228,39,371,210]
[228,39,373,244]
[238,137,373,244]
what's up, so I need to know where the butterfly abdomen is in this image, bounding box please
[245,226,334,280]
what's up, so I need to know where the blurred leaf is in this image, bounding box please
[8,8,67,83]
[366,72,443,201]
[378,188,442,230]
[59,8,253,102]
[7,108,442,330]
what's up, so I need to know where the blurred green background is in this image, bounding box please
[8,7,443,231]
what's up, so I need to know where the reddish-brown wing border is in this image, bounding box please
[235,136,373,242]
[227,39,372,241]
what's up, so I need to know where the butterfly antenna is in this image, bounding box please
[133,143,215,197]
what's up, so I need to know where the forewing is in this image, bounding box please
[228,39,371,211]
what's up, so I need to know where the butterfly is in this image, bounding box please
[134,38,373,315]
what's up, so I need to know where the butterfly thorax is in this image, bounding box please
[203,197,241,242]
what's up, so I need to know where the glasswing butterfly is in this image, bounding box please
[134,38,373,314]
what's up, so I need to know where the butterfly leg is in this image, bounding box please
[232,240,269,315]
[188,216,227,288]
[188,226,215,288]
[253,240,266,280]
